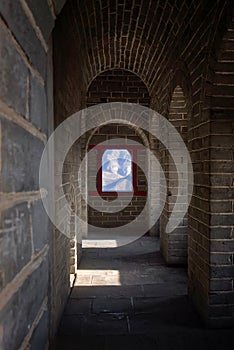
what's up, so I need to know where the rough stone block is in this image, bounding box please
[1,258,49,350]
[0,25,27,116]
[0,203,32,290]
[54,0,67,15]
[30,74,48,134]
[29,310,49,350]
[31,200,49,252]
[0,116,44,192]
[26,0,54,42]
[0,0,47,79]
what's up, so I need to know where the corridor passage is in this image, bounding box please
[53,236,234,350]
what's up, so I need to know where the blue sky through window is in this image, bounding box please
[102,149,133,192]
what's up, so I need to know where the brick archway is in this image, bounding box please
[83,69,151,236]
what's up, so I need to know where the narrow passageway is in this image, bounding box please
[52,236,234,350]
[1,2,234,348]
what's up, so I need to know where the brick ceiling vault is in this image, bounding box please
[66,0,226,95]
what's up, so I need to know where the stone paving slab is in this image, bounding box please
[83,314,129,335]
[64,299,92,315]
[142,282,187,297]
[52,334,157,350]
[92,297,133,315]
[53,236,234,349]
[59,315,85,335]
[70,285,145,299]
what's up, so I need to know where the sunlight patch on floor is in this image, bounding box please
[82,239,118,248]
[74,269,121,286]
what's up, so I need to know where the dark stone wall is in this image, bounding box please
[0,0,66,349]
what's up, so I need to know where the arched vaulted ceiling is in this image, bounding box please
[63,0,215,93]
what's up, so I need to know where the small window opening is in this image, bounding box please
[102,149,133,192]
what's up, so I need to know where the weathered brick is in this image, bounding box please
[0,0,47,79]
[211,266,234,279]
[208,305,233,318]
[31,200,49,253]
[210,214,234,226]
[1,258,49,350]
[0,25,27,116]
[53,0,66,14]
[0,117,44,192]
[210,253,233,265]
[86,69,150,108]
[26,0,54,42]
[210,292,234,305]
[210,227,233,240]
[0,203,32,291]
[210,279,233,292]
[30,74,47,134]
[29,309,49,349]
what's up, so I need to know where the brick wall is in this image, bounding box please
[86,69,150,107]
[204,18,234,327]
[53,2,87,334]
[160,86,189,264]
[86,70,150,230]
[85,70,149,230]
[87,124,148,229]
[145,1,233,327]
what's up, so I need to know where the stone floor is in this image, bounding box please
[52,236,234,350]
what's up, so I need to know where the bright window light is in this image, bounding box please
[102,149,132,192]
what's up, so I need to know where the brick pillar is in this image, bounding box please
[204,23,234,326]
[148,115,160,236]
[160,86,188,265]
